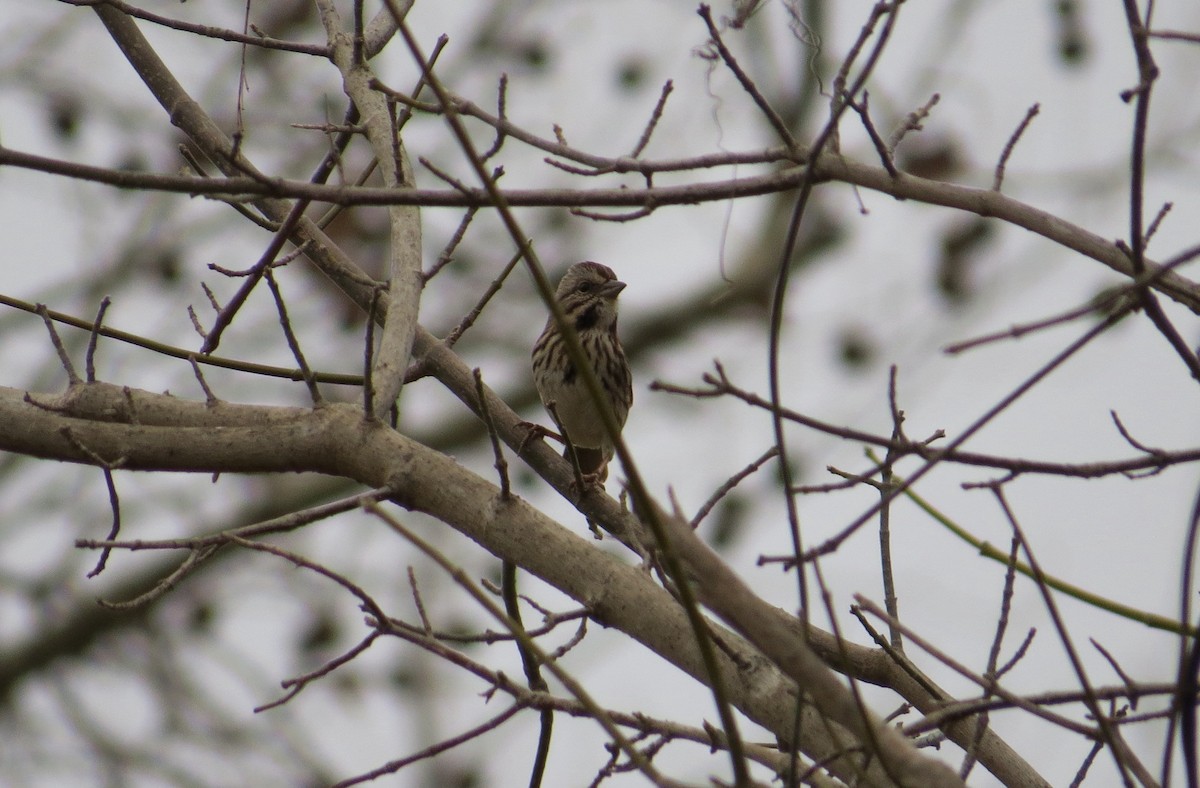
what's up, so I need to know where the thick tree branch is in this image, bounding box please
[0,379,1048,786]
[0,381,884,784]
[316,0,422,420]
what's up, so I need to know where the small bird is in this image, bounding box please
[531,262,633,482]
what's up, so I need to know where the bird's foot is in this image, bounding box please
[516,421,562,455]
[568,465,608,497]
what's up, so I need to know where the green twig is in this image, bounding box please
[867,448,1197,637]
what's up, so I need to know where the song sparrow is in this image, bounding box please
[531,262,632,482]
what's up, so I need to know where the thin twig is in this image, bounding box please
[96,547,220,610]
[3,293,361,385]
[61,0,330,55]
[1091,639,1140,711]
[961,534,1021,781]
[85,297,112,383]
[200,281,223,310]
[187,354,218,405]
[879,366,904,649]
[423,206,479,282]
[1069,742,1103,788]
[851,608,945,700]
[228,535,391,625]
[500,554,553,787]
[393,35,449,132]
[37,303,80,383]
[366,74,794,175]
[407,567,433,632]
[798,462,886,494]
[1174,476,1200,787]
[992,103,1040,191]
[229,0,251,161]
[333,704,524,788]
[995,628,1036,679]
[387,96,404,186]
[383,607,588,646]
[629,80,674,158]
[1110,410,1169,468]
[290,121,365,134]
[479,74,509,161]
[363,287,382,418]
[176,144,278,230]
[846,91,897,177]
[443,245,525,349]
[60,428,125,577]
[90,468,122,577]
[256,632,381,712]
[200,192,311,355]
[474,368,511,499]
[889,93,940,150]
[944,296,1122,355]
[543,616,589,664]
[690,446,778,528]
[824,1,899,157]
[78,488,395,555]
[1149,29,1200,44]
[569,205,656,223]
[263,268,322,404]
[1144,202,1172,246]
[187,305,208,339]
[418,156,477,195]
[697,5,797,150]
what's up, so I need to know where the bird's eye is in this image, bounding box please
[577,281,594,293]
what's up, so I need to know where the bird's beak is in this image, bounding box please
[600,280,626,299]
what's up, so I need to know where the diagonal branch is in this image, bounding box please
[316,0,422,420]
